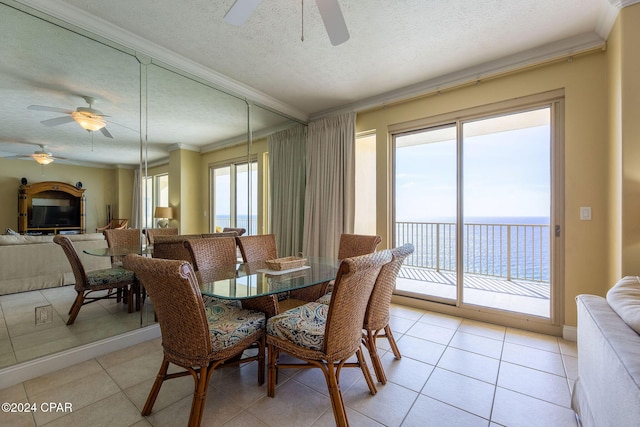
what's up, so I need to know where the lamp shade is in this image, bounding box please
[154,206,173,219]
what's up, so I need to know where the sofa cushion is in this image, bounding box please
[606,276,640,334]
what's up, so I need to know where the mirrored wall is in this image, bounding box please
[0,0,300,369]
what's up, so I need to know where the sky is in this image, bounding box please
[395,108,551,223]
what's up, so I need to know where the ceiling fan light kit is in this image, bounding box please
[71,110,106,131]
[27,95,113,138]
[33,149,54,165]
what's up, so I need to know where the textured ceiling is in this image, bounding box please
[0,0,634,167]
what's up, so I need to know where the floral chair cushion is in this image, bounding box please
[266,302,328,351]
[86,267,135,286]
[205,301,265,352]
[315,292,332,305]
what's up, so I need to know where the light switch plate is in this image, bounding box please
[580,207,592,221]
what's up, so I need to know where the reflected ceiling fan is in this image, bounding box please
[225,0,349,46]
[4,143,67,165]
[28,96,113,139]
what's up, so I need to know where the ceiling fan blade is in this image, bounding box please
[40,116,75,127]
[28,105,74,114]
[315,0,349,46]
[100,127,113,139]
[224,0,262,26]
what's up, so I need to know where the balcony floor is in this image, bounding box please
[397,266,550,318]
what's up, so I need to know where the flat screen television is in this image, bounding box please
[30,205,80,228]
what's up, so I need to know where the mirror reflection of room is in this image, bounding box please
[0,1,298,372]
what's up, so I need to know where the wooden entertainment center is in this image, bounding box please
[18,181,86,235]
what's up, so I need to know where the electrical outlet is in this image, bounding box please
[35,305,53,325]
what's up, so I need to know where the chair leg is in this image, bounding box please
[142,358,170,416]
[365,329,387,385]
[355,348,377,395]
[384,324,402,360]
[257,335,266,386]
[326,362,349,427]
[66,291,84,325]
[127,285,134,313]
[267,343,277,397]
[188,365,210,427]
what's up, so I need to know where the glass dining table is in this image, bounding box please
[197,257,339,317]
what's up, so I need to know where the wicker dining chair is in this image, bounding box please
[184,237,238,271]
[321,233,382,296]
[337,233,382,260]
[222,227,246,236]
[143,227,179,245]
[103,228,141,265]
[362,243,414,383]
[96,218,128,232]
[104,228,142,307]
[266,250,392,427]
[122,255,265,427]
[152,234,203,263]
[316,243,414,383]
[53,235,137,325]
[235,234,277,263]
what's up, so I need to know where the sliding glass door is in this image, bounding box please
[211,160,257,235]
[394,103,556,319]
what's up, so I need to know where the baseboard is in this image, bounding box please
[563,325,577,342]
[0,324,160,389]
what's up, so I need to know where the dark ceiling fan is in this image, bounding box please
[224,0,350,46]
[27,95,113,139]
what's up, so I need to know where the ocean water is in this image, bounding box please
[396,217,551,282]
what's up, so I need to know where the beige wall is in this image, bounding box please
[0,158,125,233]
[168,148,201,234]
[618,5,640,279]
[357,51,610,328]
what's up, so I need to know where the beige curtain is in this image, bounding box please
[302,112,356,258]
[268,125,307,257]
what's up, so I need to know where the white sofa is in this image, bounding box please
[0,233,110,295]
[572,280,640,426]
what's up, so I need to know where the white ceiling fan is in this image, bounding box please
[28,96,113,139]
[224,0,350,46]
[1,142,67,165]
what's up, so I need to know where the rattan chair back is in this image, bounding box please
[236,234,277,262]
[365,243,414,330]
[184,237,237,272]
[104,228,141,264]
[54,234,136,324]
[222,227,246,236]
[96,218,128,232]
[337,233,382,260]
[200,231,240,239]
[123,254,266,426]
[53,234,90,292]
[323,250,392,360]
[144,227,179,245]
[152,234,202,262]
[123,255,212,365]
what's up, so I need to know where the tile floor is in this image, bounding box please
[0,304,578,426]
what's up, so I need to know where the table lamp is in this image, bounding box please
[154,206,173,228]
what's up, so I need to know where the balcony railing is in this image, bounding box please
[396,221,550,283]
[214,216,257,235]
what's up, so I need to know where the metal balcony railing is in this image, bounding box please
[396,221,550,283]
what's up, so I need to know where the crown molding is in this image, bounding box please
[310,32,606,120]
[168,143,200,153]
[14,0,309,122]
